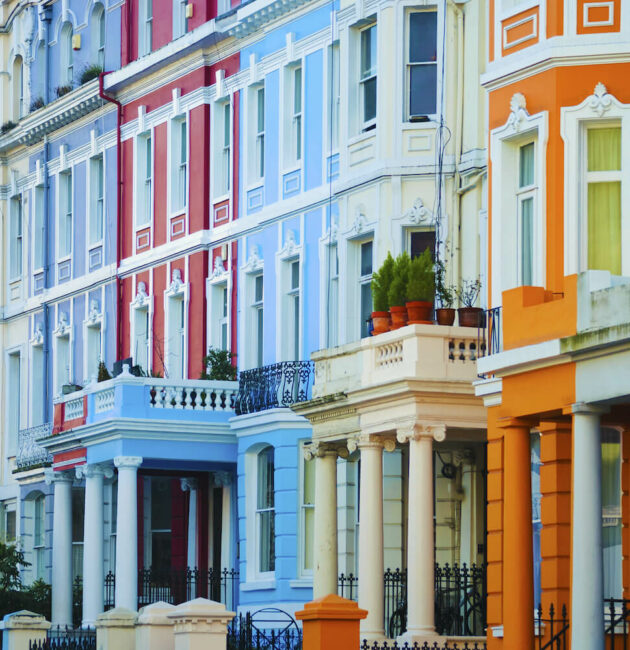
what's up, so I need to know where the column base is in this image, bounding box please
[397,631,444,646]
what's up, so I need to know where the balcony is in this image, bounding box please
[16,422,53,471]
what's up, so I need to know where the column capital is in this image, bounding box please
[181,477,198,492]
[44,468,74,485]
[114,456,143,469]
[347,433,396,453]
[563,402,609,416]
[213,471,231,487]
[76,463,114,480]
[304,441,349,461]
[396,421,446,444]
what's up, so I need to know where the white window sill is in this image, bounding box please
[169,209,187,219]
[240,578,276,592]
[246,180,264,192]
[347,130,376,147]
[289,578,313,589]
[402,118,438,130]
[281,165,301,176]
[212,193,230,204]
[134,223,152,231]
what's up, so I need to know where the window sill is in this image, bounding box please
[347,130,376,147]
[212,193,230,204]
[289,578,313,589]
[240,578,276,592]
[402,118,438,129]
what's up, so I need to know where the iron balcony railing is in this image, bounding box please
[104,567,239,612]
[535,603,568,650]
[477,306,502,378]
[234,361,315,415]
[339,563,486,639]
[16,422,53,470]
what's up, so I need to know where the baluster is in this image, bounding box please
[183,386,193,409]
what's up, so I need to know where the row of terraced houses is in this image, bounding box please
[0,1,628,649]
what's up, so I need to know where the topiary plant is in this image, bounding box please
[371,252,395,312]
[97,361,112,382]
[201,347,237,381]
[407,248,435,302]
[387,252,411,307]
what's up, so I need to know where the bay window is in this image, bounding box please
[407,11,437,119]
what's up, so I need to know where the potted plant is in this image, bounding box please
[388,252,411,329]
[456,278,484,327]
[97,361,112,382]
[370,253,395,335]
[435,259,456,326]
[406,248,434,324]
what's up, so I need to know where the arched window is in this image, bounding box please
[12,55,24,119]
[60,22,74,88]
[91,3,105,69]
[256,446,275,573]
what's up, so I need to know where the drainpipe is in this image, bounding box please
[99,72,123,362]
[447,0,465,299]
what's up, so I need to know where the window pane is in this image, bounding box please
[303,457,315,505]
[255,275,263,302]
[602,429,622,599]
[409,12,437,63]
[257,309,264,367]
[409,65,437,117]
[5,510,16,542]
[360,282,372,338]
[360,26,376,79]
[410,231,436,260]
[72,488,85,543]
[531,434,542,608]
[291,260,299,290]
[519,142,535,188]
[259,510,275,572]
[588,181,621,274]
[588,127,621,172]
[360,241,373,276]
[257,448,274,509]
[224,104,230,146]
[257,88,265,132]
[363,77,377,123]
[294,68,302,114]
[304,507,314,571]
[520,197,533,286]
[151,478,172,530]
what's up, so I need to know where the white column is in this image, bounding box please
[114,456,143,611]
[312,446,339,599]
[351,434,391,641]
[81,465,111,627]
[397,424,445,644]
[571,404,605,650]
[49,470,73,627]
[181,478,198,569]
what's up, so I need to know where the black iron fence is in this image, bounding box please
[30,627,96,650]
[605,598,630,648]
[234,361,315,415]
[477,306,502,376]
[339,564,486,639]
[103,567,238,611]
[535,604,568,650]
[360,640,486,650]
[227,611,303,650]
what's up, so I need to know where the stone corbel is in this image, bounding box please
[303,441,349,461]
[396,421,447,444]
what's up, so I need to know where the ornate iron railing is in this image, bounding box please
[477,306,502,369]
[360,641,486,649]
[104,571,115,610]
[227,610,303,650]
[340,563,486,638]
[535,603,568,650]
[136,567,238,610]
[32,627,96,650]
[16,423,53,470]
[234,361,315,415]
[604,598,630,647]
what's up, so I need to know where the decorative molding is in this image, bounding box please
[53,312,70,337]
[347,432,396,453]
[131,281,149,308]
[166,268,184,296]
[113,456,143,469]
[351,208,368,236]
[213,471,232,487]
[242,246,263,274]
[75,464,114,480]
[588,82,613,117]
[403,198,433,225]
[211,255,229,281]
[44,468,74,485]
[506,92,529,132]
[86,299,101,325]
[30,322,44,346]
[396,422,447,444]
[279,230,299,258]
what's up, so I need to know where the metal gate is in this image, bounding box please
[227,608,302,650]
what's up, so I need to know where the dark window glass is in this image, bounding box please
[360,241,373,276]
[410,66,438,117]
[410,231,436,260]
[72,488,85,543]
[409,12,437,62]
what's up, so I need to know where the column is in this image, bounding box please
[397,424,445,644]
[570,404,604,650]
[310,445,340,599]
[500,418,534,649]
[49,470,73,627]
[350,434,390,641]
[114,456,143,611]
[181,478,198,569]
[81,464,112,627]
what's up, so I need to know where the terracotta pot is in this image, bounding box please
[389,305,409,329]
[458,307,485,328]
[371,311,391,336]
[406,301,433,324]
[436,308,456,326]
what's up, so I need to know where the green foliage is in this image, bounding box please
[0,542,28,591]
[1,120,17,134]
[387,252,411,307]
[371,252,395,312]
[435,258,456,308]
[201,347,237,381]
[80,65,103,85]
[97,361,112,382]
[457,277,482,308]
[407,248,435,302]
[55,85,72,98]
[30,97,45,112]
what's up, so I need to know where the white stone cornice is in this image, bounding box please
[114,456,143,469]
[396,422,447,444]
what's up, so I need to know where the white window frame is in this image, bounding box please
[30,339,45,427]
[276,235,303,362]
[251,84,265,182]
[325,42,341,154]
[84,296,104,382]
[12,55,24,120]
[33,494,46,581]
[53,314,72,397]
[213,100,232,199]
[5,348,22,458]
[169,116,188,216]
[135,131,153,228]
[89,154,105,247]
[318,231,340,349]
[57,168,73,266]
[490,97,547,306]
[130,284,153,376]
[139,0,153,57]
[207,255,231,352]
[33,185,45,273]
[282,63,303,170]
[405,9,438,121]
[173,0,188,38]
[359,22,377,132]
[298,441,315,578]
[9,194,23,281]
[2,501,17,545]
[60,22,74,87]
[164,271,189,379]
[91,3,105,69]
[240,248,265,369]
[516,141,537,287]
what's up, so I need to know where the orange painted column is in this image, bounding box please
[538,421,572,614]
[500,418,535,650]
[295,595,367,650]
